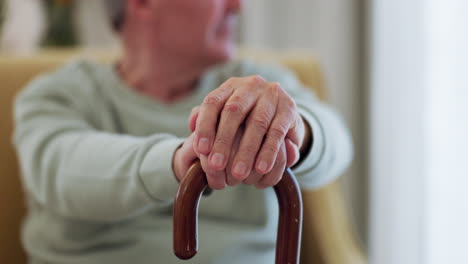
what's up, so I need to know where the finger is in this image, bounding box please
[242,170,264,185]
[255,141,287,189]
[226,170,242,186]
[195,84,234,155]
[182,133,198,160]
[174,135,198,182]
[285,138,300,167]
[286,113,305,148]
[255,90,296,175]
[209,90,258,171]
[230,95,277,180]
[189,106,201,132]
[225,129,243,186]
[200,154,226,190]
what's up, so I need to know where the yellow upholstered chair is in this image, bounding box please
[0,49,366,264]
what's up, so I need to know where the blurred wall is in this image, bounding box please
[0,0,118,53]
[426,2,468,262]
[240,0,368,245]
[0,0,46,53]
[369,1,427,262]
[370,0,468,263]
[73,0,119,48]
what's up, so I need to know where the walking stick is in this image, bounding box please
[173,160,303,264]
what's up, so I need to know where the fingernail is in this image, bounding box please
[211,153,225,168]
[257,161,268,173]
[233,162,247,178]
[198,137,210,153]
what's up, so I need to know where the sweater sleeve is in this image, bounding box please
[13,74,184,222]
[245,62,354,190]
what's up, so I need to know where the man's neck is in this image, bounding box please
[118,49,207,104]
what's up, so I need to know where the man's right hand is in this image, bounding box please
[173,132,198,183]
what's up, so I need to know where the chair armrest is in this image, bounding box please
[301,182,367,264]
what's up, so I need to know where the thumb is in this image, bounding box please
[285,138,300,167]
[175,133,199,181]
[189,106,201,132]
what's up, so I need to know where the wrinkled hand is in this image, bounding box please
[190,75,306,190]
[173,116,294,188]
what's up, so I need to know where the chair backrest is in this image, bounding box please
[0,50,123,264]
[0,49,364,264]
[0,53,76,264]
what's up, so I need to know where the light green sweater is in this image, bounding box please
[13,59,353,264]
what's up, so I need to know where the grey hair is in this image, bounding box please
[105,0,126,31]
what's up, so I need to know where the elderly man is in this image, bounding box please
[13,0,353,263]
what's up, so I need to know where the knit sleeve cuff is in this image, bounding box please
[139,137,185,202]
[293,108,326,175]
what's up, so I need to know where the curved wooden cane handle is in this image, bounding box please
[173,160,303,264]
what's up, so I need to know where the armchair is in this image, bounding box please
[0,49,366,264]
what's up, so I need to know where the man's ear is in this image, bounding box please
[227,0,243,13]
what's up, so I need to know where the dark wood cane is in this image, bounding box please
[173,160,303,264]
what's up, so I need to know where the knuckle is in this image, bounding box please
[270,82,282,92]
[243,179,254,185]
[218,80,234,93]
[272,175,283,185]
[191,106,199,113]
[238,147,259,166]
[252,114,270,132]
[207,176,223,190]
[249,75,266,86]
[213,177,227,190]
[276,150,287,164]
[197,127,213,137]
[242,175,253,184]
[227,176,241,186]
[284,97,297,113]
[263,142,280,156]
[261,177,275,187]
[202,164,215,176]
[241,144,259,157]
[203,94,222,106]
[226,77,238,84]
[243,172,262,185]
[227,181,239,187]
[268,82,281,96]
[231,94,243,102]
[269,125,287,140]
[263,169,283,186]
[211,183,226,190]
[224,102,243,114]
[214,135,232,147]
[224,97,245,115]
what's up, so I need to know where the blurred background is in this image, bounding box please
[1,0,467,263]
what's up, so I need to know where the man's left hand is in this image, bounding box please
[191,75,306,188]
